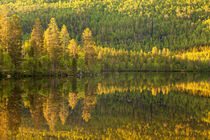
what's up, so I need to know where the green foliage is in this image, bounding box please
[2,52,15,72]
[0,1,209,75]
[1,0,209,51]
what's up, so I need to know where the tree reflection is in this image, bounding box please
[68,77,78,110]
[0,98,9,139]
[7,82,22,135]
[82,79,98,122]
[0,73,209,138]
[59,93,69,125]
[28,88,44,129]
[43,79,60,131]
[0,81,22,138]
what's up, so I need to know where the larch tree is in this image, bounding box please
[29,19,44,58]
[68,39,78,75]
[0,11,22,71]
[82,28,95,47]
[9,15,22,70]
[81,28,97,72]
[0,7,13,72]
[0,8,22,71]
[43,18,61,72]
[0,6,11,53]
[60,24,69,56]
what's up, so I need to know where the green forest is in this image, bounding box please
[0,0,209,76]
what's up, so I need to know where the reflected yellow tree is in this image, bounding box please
[59,93,69,125]
[82,79,97,122]
[0,99,9,139]
[68,77,78,110]
[68,92,78,110]
[0,81,21,137]
[29,94,44,129]
[43,80,60,131]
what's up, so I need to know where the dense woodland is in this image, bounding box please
[0,0,209,75]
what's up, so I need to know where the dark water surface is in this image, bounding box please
[0,73,209,139]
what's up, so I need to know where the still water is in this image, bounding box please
[0,73,209,139]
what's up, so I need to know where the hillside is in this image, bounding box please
[0,0,209,75]
[0,0,209,51]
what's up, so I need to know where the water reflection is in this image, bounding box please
[0,73,209,139]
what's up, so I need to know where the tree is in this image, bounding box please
[29,19,44,57]
[43,18,61,72]
[60,24,69,55]
[68,39,78,74]
[0,6,11,53]
[9,15,22,70]
[0,8,22,71]
[82,28,97,73]
[82,28,95,46]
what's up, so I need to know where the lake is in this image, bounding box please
[0,72,209,139]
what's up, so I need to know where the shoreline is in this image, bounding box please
[1,70,209,79]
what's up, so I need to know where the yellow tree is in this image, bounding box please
[82,28,95,46]
[59,93,69,125]
[0,8,22,70]
[43,92,60,131]
[68,39,78,74]
[60,24,69,56]
[81,28,97,72]
[0,6,10,52]
[7,15,22,70]
[68,92,78,110]
[44,18,61,72]
[29,19,44,57]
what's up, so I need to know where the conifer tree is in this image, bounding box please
[0,11,22,71]
[29,19,43,57]
[60,24,69,50]
[0,8,22,71]
[43,18,61,72]
[82,28,97,72]
[82,28,95,46]
[68,39,78,75]
[9,15,22,70]
[0,6,11,53]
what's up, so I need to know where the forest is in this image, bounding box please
[0,0,209,76]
